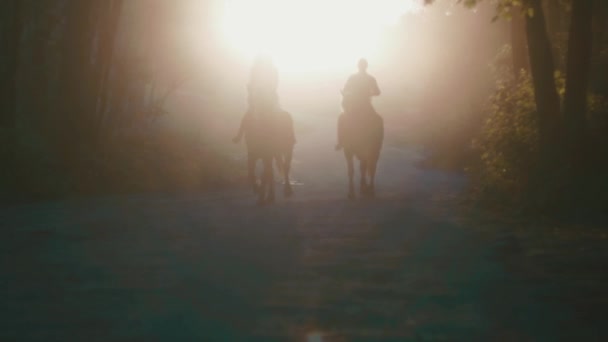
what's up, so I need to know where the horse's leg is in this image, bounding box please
[265,157,275,203]
[359,158,368,196]
[256,157,268,205]
[367,117,383,198]
[283,149,294,197]
[345,150,355,199]
[370,115,384,198]
[248,154,259,194]
[368,155,378,198]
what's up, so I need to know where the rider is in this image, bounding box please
[336,58,381,150]
[233,54,280,143]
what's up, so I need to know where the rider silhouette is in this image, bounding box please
[336,58,381,150]
[233,54,280,143]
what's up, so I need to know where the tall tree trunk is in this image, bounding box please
[0,0,23,183]
[58,1,97,169]
[563,0,594,170]
[0,0,22,131]
[94,0,124,143]
[511,11,530,77]
[542,0,563,68]
[525,0,562,167]
[594,0,608,50]
[541,1,562,37]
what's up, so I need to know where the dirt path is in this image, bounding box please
[1,115,605,341]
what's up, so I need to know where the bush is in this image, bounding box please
[471,66,539,203]
[81,127,243,195]
[471,46,608,207]
[0,123,243,204]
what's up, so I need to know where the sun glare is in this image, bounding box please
[220,0,423,73]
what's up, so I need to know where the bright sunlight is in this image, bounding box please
[220,0,423,73]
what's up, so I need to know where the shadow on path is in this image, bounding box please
[1,115,605,341]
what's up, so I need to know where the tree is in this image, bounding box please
[92,0,124,143]
[523,0,562,168]
[511,9,530,75]
[0,0,23,173]
[57,1,99,167]
[425,0,562,167]
[563,0,594,171]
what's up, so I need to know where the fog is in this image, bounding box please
[124,0,509,149]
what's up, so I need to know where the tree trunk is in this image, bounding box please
[541,0,561,39]
[525,0,562,167]
[58,1,97,168]
[511,11,530,77]
[0,0,22,131]
[594,0,608,49]
[94,0,124,142]
[563,0,593,170]
[542,0,563,68]
[0,0,23,184]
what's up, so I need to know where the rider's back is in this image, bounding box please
[344,72,380,99]
[343,72,380,116]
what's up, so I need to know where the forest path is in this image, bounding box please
[1,115,603,341]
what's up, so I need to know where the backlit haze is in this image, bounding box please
[154,0,507,143]
[220,0,424,73]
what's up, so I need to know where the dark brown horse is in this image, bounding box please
[338,92,384,199]
[241,109,295,204]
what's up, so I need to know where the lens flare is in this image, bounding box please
[220,0,423,72]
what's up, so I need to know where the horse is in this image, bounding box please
[337,92,384,199]
[241,108,296,205]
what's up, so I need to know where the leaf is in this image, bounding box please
[527,7,534,18]
[464,0,478,8]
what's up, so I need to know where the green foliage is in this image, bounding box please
[587,93,608,150]
[92,129,241,194]
[473,46,608,204]
[490,0,533,23]
[423,0,534,22]
[472,64,539,202]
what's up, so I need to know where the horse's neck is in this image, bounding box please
[345,107,365,116]
[249,110,276,126]
[253,106,283,117]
